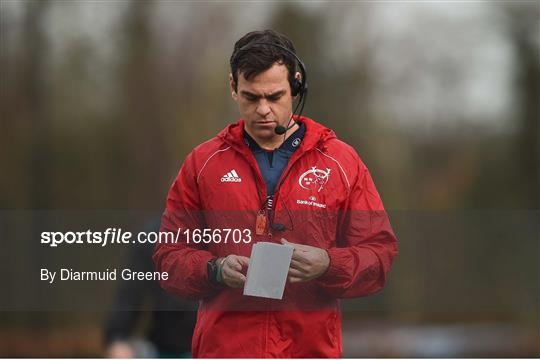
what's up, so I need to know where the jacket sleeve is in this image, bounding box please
[316,158,398,298]
[153,152,221,300]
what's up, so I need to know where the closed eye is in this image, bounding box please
[241,92,259,102]
[240,90,285,103]
[267,94,283,102]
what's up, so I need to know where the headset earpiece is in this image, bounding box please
[291,78,303,97]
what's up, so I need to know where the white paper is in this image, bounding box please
[243,242,294,300]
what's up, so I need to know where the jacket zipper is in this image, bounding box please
[241,149,271,233]
[238,150,272,357]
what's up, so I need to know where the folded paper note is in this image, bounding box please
[243,242,294,300]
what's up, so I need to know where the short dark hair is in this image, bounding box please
[230,30,297,92]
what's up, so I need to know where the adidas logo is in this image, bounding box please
[221,169,242,182]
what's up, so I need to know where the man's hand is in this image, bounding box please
[218,254,250,288]
[281,238,330,283]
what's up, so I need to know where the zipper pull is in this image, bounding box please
[255,209,267,236]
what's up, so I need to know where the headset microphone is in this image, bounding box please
[274,123,296,135]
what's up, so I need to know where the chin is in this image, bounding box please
[247,122,274,134]
[252,128,277,140]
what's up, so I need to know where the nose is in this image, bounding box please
[256,99,271,118]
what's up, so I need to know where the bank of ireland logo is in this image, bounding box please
[299,166,331,192]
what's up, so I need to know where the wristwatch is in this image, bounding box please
[207,258,219,285]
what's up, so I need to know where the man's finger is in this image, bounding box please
[229,274,245,285]
[288,276,305,283]
[290,259,308,271]
[288,268,305,278]
[281,238,303,249]
[221,265,233,279]
[282,238,311,252]
[227,257,243,271]
[236,256,250,267]
[291,249,310,262]
[223,264,242,280]
[232,274,246,287]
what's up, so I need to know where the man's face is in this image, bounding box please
[230,63,294,143]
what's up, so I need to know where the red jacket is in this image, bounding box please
[154,117,398,358]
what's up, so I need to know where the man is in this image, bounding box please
[154,30,398,358]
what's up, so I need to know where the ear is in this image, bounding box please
[229,73,238,101]
[293,71,302,99]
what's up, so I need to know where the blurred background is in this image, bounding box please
[1,0,538,357]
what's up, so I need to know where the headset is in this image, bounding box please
[233,42,308,136]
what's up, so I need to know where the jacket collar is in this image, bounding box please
[244,121,306,153]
